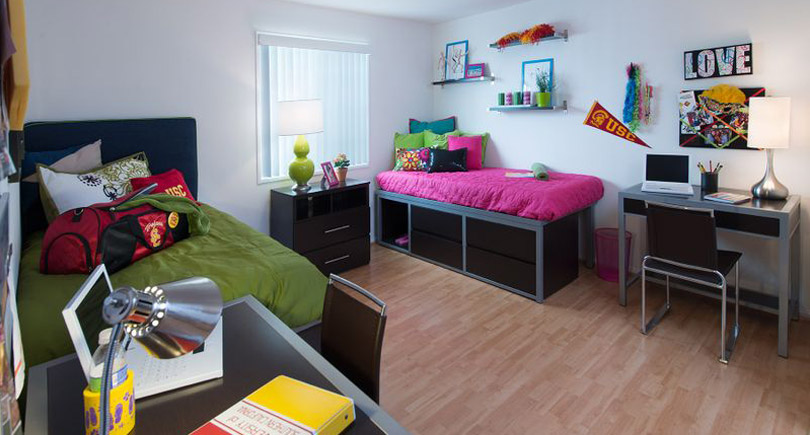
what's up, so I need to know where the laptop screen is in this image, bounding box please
[646,154,689,183]
[75,272,113,354]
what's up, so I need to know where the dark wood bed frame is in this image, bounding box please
[375,190,596,302]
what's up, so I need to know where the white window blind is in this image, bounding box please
[257,34,369,181]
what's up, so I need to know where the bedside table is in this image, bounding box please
[271,179,370,275]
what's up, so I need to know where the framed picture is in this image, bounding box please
[521,58,554,93]
[321,161,339,187]
[465,63,484,79]
[445,40,468,81]
[684,43,753,80]
[678,86,764,150]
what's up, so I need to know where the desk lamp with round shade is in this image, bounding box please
[279,99,324,192]
[748,97,791,200]
[98,277,223,435]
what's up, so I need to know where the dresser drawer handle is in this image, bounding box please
[324,254,350,265]
[324,225,351,234]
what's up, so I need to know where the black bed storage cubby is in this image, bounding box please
[375,190,596,303]
[379,198,409,246]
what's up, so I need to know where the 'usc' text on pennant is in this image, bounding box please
[583,101,650,148]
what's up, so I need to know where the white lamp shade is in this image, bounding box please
[748,97,791,149]
[277,99,324,136]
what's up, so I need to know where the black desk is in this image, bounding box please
[25,296,406,434]
[618,184,801,358]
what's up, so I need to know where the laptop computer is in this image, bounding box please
[63,264,223,399]
[641,154,695,196]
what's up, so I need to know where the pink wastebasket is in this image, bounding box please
[595,228,632,282]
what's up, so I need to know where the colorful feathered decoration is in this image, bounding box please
[519,24,556,45]
[495,32,521,49]
[623,63,653,133]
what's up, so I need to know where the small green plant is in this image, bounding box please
[535,70,554,93]
[333,153,350,169]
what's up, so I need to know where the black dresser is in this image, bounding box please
[271,179,370,275]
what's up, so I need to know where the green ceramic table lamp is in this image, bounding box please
[279,99,324,192]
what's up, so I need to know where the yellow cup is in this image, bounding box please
[83,370,136,435]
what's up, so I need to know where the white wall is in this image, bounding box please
[432,0,810,314]
[25,0,434,233]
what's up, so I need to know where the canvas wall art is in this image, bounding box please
[679,84,764,150]
[684,43,752,80]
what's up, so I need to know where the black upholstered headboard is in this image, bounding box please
[20,118,198,238]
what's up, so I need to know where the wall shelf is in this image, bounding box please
[432,76,495,87]
[489,30,569,50]
[489,100,568,113]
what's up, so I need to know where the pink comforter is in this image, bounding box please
[376,168,603,221]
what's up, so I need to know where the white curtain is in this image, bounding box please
[261,45,369,179]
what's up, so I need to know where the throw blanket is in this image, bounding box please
[376,168,603,221]
[117,193,211,235]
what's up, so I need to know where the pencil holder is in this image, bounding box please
[701,172,718,194]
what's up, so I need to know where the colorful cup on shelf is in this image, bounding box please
[505,92,513,105]
[523,91,531,105]
[498,92,505,106]
[513,91,522,105]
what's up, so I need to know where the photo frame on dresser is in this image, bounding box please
[321,161,339,187]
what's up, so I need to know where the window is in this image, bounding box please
[257,33,370,182]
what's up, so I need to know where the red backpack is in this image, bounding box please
[40,185,190,275]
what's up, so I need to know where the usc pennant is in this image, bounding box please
[583,101,650,148]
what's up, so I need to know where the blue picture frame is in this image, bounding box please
[521,58,554,98]
[445,40,469,81]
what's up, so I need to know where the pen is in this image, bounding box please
[709,160,713,173]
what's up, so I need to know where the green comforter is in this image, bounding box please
[18,204,327,369]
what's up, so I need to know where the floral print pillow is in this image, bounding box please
[393,147,430,171]
[38,152,151,222]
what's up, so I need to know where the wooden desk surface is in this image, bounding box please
[25,296,406,434]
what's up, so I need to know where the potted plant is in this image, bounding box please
[333,153,350,183]
[535,71,554,108]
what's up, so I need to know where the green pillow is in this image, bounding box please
[394,132,425,150]
[449,131,489,166]
[423,130,451,149]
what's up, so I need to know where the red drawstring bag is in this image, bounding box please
[40,185,190,274]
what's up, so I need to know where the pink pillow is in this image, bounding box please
[447,135,483,170]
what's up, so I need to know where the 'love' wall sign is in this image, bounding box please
[684,43,752,80]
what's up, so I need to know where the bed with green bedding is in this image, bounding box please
[19,204,327,368]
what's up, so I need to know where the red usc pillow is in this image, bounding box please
[130,169,195,200]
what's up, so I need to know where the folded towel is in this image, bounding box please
[531,162,549,181]
[116,193,211,236]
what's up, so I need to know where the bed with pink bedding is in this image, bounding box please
[375,168,604,221]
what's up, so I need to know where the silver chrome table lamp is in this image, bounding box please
[98,277,223,434]
[748,97,791,200]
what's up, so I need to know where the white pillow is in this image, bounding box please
[37,152,151,221]
[23,140,103,183]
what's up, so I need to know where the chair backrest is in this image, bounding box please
[645,202,718,270]
[321,274,387,403]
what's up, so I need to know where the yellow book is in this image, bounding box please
[192,375,355,435]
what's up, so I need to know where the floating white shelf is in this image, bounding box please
[432,76,496,87]
[488,100,568,113]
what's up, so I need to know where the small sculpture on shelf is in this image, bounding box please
[436,51,447,82]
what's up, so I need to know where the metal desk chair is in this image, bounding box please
[321,274,387,403]
[641,201,742,363]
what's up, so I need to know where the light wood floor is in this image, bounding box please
[340,244,810,434]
